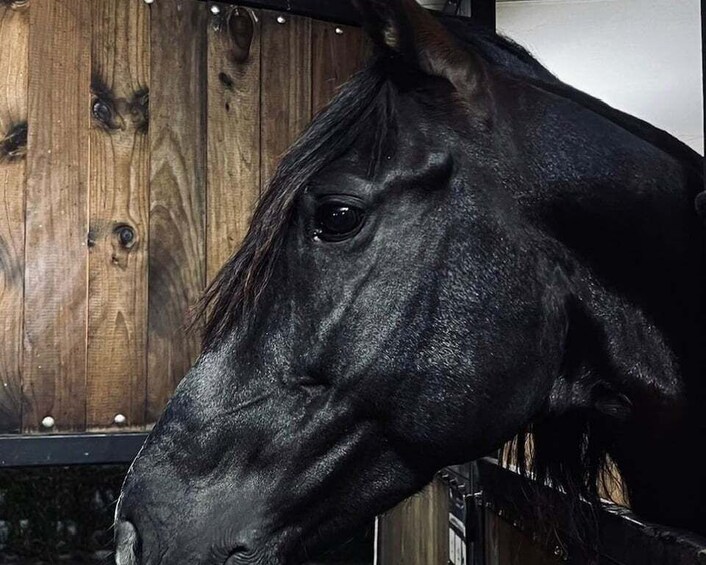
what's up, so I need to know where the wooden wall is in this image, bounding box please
[0,0,369,435]
[4,5,447,562]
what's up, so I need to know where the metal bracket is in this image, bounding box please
[198,0,360,25]
[198,0,496,29]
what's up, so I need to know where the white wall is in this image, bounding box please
[497,0,704,154]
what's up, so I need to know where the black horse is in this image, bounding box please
[115,1,706,563]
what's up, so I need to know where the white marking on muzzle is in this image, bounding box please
[115,520,139,565]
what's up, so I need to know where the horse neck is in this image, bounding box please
[505,86,706,531]
[575,170,706,533]
[482,41,706,534]
[505,79,706,379]
[565,219,706,532]
[619,242,706,531]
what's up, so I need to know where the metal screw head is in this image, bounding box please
[276,15,286,24]
[335,27,344,35]
[210,4,220,15]
[41,416,55,429]
[114,414,127,426]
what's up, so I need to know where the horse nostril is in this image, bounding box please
[115,520,141,565]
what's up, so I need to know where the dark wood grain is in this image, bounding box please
[485,514,563,565]
[87,0,150,430]
[0,0,29,434]
[377,479,450,565]
[312,21,370,114]
[147,0,208,423]
[206,4,262,281]
[23,0,91,432]
[260,9,312,188]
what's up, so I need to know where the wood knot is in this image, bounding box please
[91,73,149,134]
[218,72,234,90]
[227,8,255,64]
[0,122,27,163]
[114,224,137,250]
[1,0,30,10]
[91,73,123,132]
[92,97,122,131]
[128,88,150,134]
[87,222,141,270]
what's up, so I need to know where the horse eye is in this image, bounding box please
[314,202,365,242]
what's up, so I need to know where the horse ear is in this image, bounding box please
[353,0,485,97]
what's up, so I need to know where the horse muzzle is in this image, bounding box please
[114,517,277,565]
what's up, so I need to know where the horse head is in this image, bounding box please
[115,1,705,563]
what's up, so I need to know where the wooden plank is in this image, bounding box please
[312,21,370,114]
[485,514,562,565]
[0,0,29,434]
[86,0,150,430]
[23,0,91,433]
[260,10,312,188]
[206,4,261,281]
[147,0,207,423]
[377,479,449,565]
